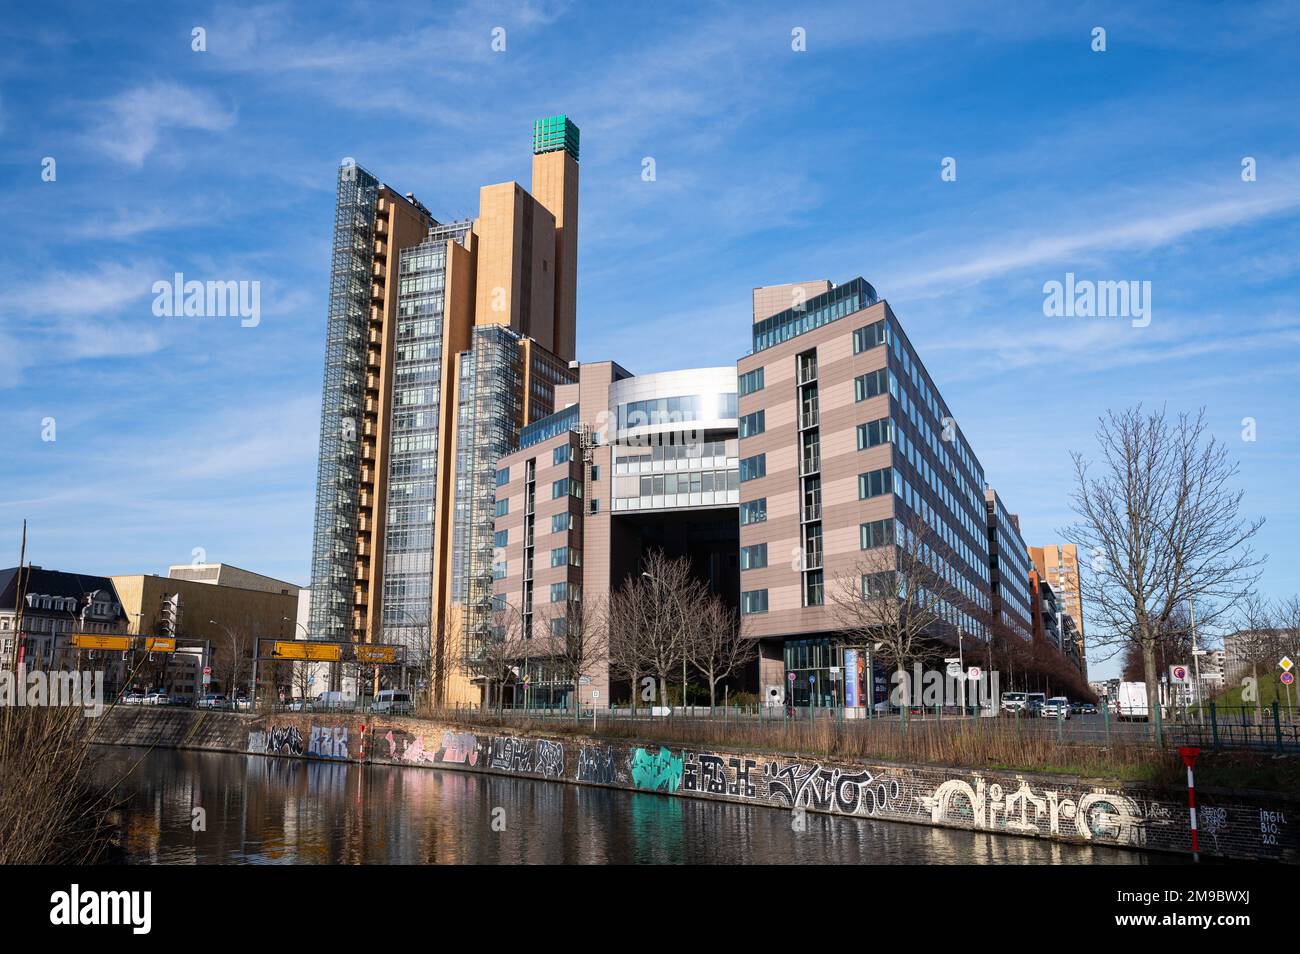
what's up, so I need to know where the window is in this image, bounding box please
[494,498,510,516]
[492,559,507,580]
[740,499,767,525]
[856,418,893,450]
[852,319,889,353]
[741,589,769,614]
[854,369,890,402]
[590,465,599,481]
[551,513,572,533]
[553,444,570,465]
[804,570,824,607]
[550,582,568,603]
[860,518,895,550]
[549,618,568,637]
[494,530,509,549]
[858,468,893,499]
[551,547,581,567]
[738,410,765,438]
[740,543,768,570]
[738,367,764,396]
[495,466,510,487]
[862,571,897,599]
[738,453,766,482]
[590,498,600,514]
[552,478,583,499]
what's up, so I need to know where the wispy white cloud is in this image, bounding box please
[88,81,236,166]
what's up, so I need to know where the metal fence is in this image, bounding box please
[1166,702,1300,754]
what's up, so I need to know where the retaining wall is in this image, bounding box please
[96,707,1298,861]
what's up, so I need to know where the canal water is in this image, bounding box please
[91,746,1175,864]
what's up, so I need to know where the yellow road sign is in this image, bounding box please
[355,645,397,664]
[271,640,341,661]
[144,637,176,652]
[72,634,132,651]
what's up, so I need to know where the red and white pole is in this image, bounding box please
[1179,746,1200,862]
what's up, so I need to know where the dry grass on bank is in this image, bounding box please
[0,705,119,864]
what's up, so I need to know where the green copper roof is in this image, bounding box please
[533,115,579,161]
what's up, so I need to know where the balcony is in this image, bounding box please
[800,452,821,476]
[797,359,818,385]
[803,545,824,570]
[799,407,819,430]
[801,502,822,523]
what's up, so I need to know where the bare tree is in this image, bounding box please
[831,512,958,713]
[535,595,608,716]
[634,551,705,708]
[686,596,756,708]
[464,602,528,714]
[1066,406,1265,735]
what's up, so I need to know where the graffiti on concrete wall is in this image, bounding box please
[919,777,1149,846]
[1201,806,1228,851]
[1260,809,1287,847]
[763,760,897,816]
[630,746,683,792]
[535,740,564,778]
[309,725,349,760]
[683,752,758,799]
[247,731,265,753]
[434,731,481,766]
[576,746,625,785]
[264,724,306,756]
[487,736,565,778]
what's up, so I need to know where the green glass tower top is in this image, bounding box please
[533,115,580,161]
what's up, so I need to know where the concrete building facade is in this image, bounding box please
[736,279,993,708]
[491,362,740,707]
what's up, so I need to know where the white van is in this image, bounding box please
[372,689,413,715]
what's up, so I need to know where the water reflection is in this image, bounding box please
[90,747,1174,865]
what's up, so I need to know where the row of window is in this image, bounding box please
[738,367,764,396]
[616,393,738,431]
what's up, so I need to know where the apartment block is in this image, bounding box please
[984,488,1034,640]
[1028,544,1087,675]
[736,279,994,708]
[308,116,581,705]
[491,362,740,707]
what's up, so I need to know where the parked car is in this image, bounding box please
[372,689,413,715]
[1000,692,1028,715]
[121,692,145,705]
[1041,697,1071,719]
[196,693,228,709]
[232,696,252,712]
[144,691,170,706]
[1025,692,1046,714]
[1077,701,1098,715]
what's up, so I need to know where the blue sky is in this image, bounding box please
[1,1,1297,678]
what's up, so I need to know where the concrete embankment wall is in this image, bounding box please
[95,707,1298,861]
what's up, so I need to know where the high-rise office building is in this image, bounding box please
[736,279,995,708]
[1028,544,1087,677]
[308,116,581,704]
